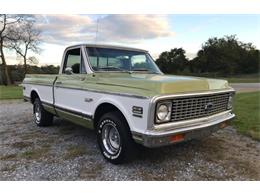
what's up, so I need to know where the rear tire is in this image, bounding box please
[33,98,53,126]
[97,111,138,164]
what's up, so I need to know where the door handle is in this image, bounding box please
[56,81,62,85]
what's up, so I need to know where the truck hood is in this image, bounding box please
[92,72,230,97]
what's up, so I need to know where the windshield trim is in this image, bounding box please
[84,47,163,75]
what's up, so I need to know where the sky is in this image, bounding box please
[4,14,260,66]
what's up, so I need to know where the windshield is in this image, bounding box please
[86,47,161,74]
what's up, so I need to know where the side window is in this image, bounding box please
[63,48,82,74]
[88,56,97,70]
[131,55,147,69]
[108,58,122,68]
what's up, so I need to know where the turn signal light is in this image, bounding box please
[220,122,228,129]
[170,134,185,143]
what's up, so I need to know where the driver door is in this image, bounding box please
[54,47,92,125]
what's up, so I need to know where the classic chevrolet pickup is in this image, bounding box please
[22,44,235,164]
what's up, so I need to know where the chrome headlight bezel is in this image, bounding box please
[227,93,234,110]
[155,101,172,123]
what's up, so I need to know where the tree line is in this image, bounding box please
[0,14,41,85]
[156,35,259,76]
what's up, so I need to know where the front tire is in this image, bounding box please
[33,98,53,126]
[97,111,138,164]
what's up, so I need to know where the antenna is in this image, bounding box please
[95,17,99,43]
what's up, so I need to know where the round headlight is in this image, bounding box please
[227,95,233,109]
[157,104,169,121]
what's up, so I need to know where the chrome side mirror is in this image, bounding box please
[65,67,73,75]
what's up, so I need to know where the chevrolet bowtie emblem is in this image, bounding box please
[204,102,213,111]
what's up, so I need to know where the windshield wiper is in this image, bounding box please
[98,67,128,72]
[131,68,159,74]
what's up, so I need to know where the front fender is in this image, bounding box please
[94,97,134,131]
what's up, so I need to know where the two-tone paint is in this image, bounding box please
[22,44,235,148]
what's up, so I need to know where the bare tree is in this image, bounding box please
[6,16,41,76]
[0,14,24,85]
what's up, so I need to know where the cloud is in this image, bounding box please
[93,15,174,43]
[36,14,94,45]
[36,14,174,45]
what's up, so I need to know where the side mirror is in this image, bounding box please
[65,67,73,75]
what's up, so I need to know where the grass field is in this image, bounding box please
[233,91,260,140]
[0,85,23,100]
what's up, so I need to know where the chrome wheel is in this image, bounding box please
[101,123,121,155]
[34,102,41,123]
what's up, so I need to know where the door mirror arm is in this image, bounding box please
[65,67,73,75]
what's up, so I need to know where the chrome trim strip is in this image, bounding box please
[41,100,92,120]
[23,82,53,87]
[54,85,148,99]
[84,46,96,73]
[147,88,236,130]
[84,46,162,75]
[23,95,30,102]
[57,109,91,122]
[23,82,148,99]
[84,44,148,52]
[55,105,93,120]
[65,44,148,52]
[135,112,235,137]
[132,113,235,147]
[152,88,235,102]
[41,101,54,107]
[81,45,93,74]
[153,110,232,131]
[52,76,58,115]
[59,45,82,74]
[42,103,53,109]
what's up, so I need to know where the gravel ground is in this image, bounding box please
[0,100,259,181]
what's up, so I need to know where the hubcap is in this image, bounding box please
[101,123,121,155]
[34,103,41,122]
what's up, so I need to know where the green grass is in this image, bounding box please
[224,77,260,83]
[64,145,88,160]
[214,74,260,83]
[0,85,23,99]
[233,91,260,140]
[20,146,50,160]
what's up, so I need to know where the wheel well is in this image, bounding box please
[94,103,128,129]
[30,90,39,103]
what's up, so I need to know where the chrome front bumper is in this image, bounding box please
[132,111,235,148]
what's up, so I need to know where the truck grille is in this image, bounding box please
[171,93,230,122]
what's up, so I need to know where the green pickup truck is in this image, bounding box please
[22,44,235,164]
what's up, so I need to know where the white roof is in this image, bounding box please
[65,43,148,52]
